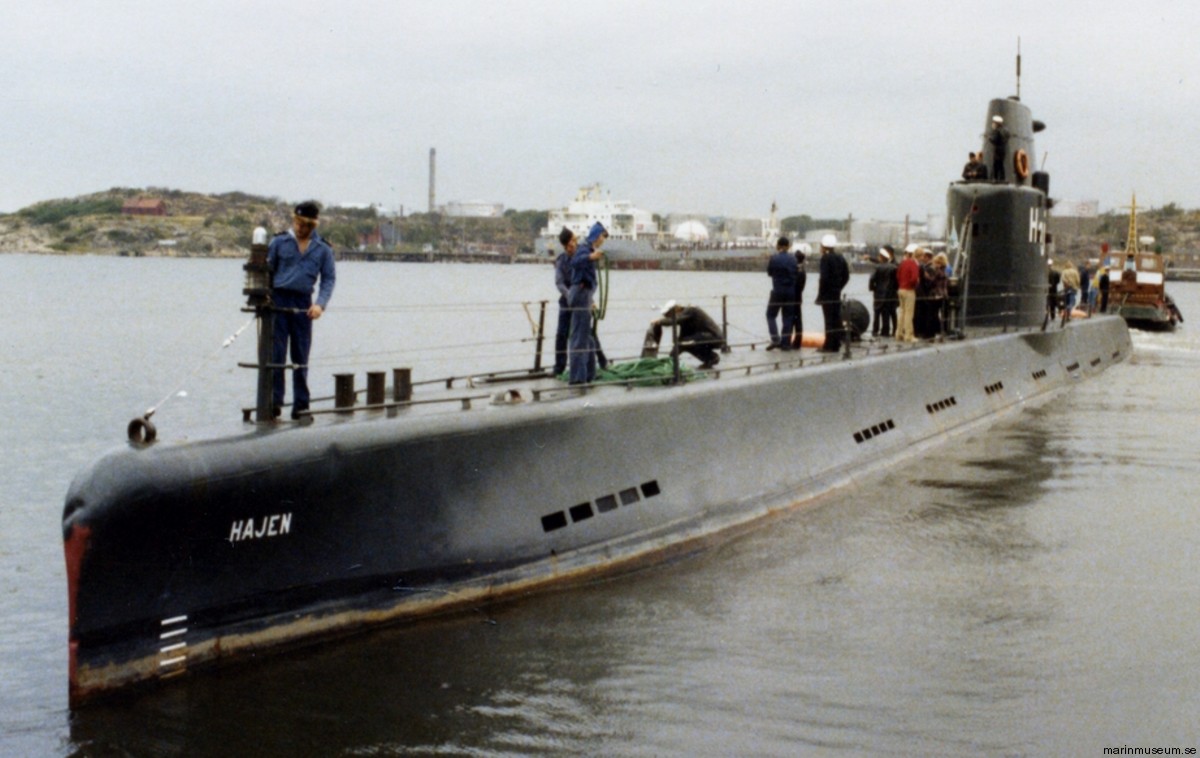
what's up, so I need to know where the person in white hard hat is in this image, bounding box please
[869,245,899,338]
[987,114,1008,182]
[816,234,850,352]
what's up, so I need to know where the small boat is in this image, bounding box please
[1103,195,1184,331]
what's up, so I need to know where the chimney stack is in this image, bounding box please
[428,148,436,214]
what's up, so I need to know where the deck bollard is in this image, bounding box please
[393,368,412,402]
[366,371,386,406]
[334,373,356,412]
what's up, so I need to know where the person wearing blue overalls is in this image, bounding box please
[269,201,336,419]
[552,226,577,376]
[567,222,607,384]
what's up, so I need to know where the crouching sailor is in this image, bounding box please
[642,300,726,369]
[269,200,336,419]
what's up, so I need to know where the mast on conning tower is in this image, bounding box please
[1016,38,1022,100]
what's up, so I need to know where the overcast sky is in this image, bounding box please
[3,1,1198,221]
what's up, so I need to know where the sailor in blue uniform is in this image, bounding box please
[566,222,607,384]
[766,236,798,350]
[552,227,576,376]
[268,201,336,419]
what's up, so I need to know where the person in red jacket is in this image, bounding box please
[896,244,920,342]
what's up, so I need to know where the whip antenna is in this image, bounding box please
[1016,37,1022,99]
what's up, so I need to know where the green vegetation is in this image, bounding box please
[780,215,848,236]
[19,197,124,225]
[3,188,1200,265]
[503,209,550,238]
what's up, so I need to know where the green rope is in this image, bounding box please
[596,256,610,320]
[557,357,704,387]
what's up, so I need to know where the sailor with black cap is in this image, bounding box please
[268,200,336,419]
[765,236,799,350]
[552,227,577,375]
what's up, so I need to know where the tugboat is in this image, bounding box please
[1104,195,1184,331]
[62,91,1132,707]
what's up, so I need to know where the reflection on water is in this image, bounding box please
[64,391,1079,757]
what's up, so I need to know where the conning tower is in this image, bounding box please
[949,96,1050,329]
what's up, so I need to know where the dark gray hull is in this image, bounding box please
[63,316,1131,705]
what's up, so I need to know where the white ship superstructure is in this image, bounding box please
[542,184,658,241]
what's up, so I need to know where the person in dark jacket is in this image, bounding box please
[765,236,798,350]
[869,245,899,338]
[1098,265,1111,313]
[1047,260,1061,320]
[816,234,850,352]
[962,152,988,181]
[914,249,938,338]
[987,115,1008,182]
[1078,260,1093,315]
[552,227,576,375]
[788,244,810,348]
[929,253,950,338]
[642,300,726,368]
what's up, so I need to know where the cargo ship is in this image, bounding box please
[62,93,1131,706]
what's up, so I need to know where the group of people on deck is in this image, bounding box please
[764,234,851,353]
[889,244,952,342]
[549,225,967,384]
[553,222,728,380]
[1047,258,1112,320]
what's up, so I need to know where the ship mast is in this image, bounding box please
[1125,193,1139,255]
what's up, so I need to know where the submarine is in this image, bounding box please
[62,93,1132,706]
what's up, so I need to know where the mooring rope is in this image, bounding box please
[596,256,611,320]
[142,315,257,420]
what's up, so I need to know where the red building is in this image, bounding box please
[121,198,167,216]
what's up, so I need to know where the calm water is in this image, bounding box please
[1,254,1197,756]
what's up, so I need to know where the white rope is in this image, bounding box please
[143,316,257,419]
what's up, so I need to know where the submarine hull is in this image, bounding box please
[64,316,1131,705]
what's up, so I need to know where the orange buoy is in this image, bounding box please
[798,332,824,349]
[1013,149,1030,179]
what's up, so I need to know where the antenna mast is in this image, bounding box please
[1016,37,1022,99]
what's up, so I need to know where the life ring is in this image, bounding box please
[1013,149,1030,179]
[127,417,157,444]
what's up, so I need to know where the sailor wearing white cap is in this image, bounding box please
[870,245,899,338]
[816,235,850,352]
[642,301,725,368]
[987,114,1008,182]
